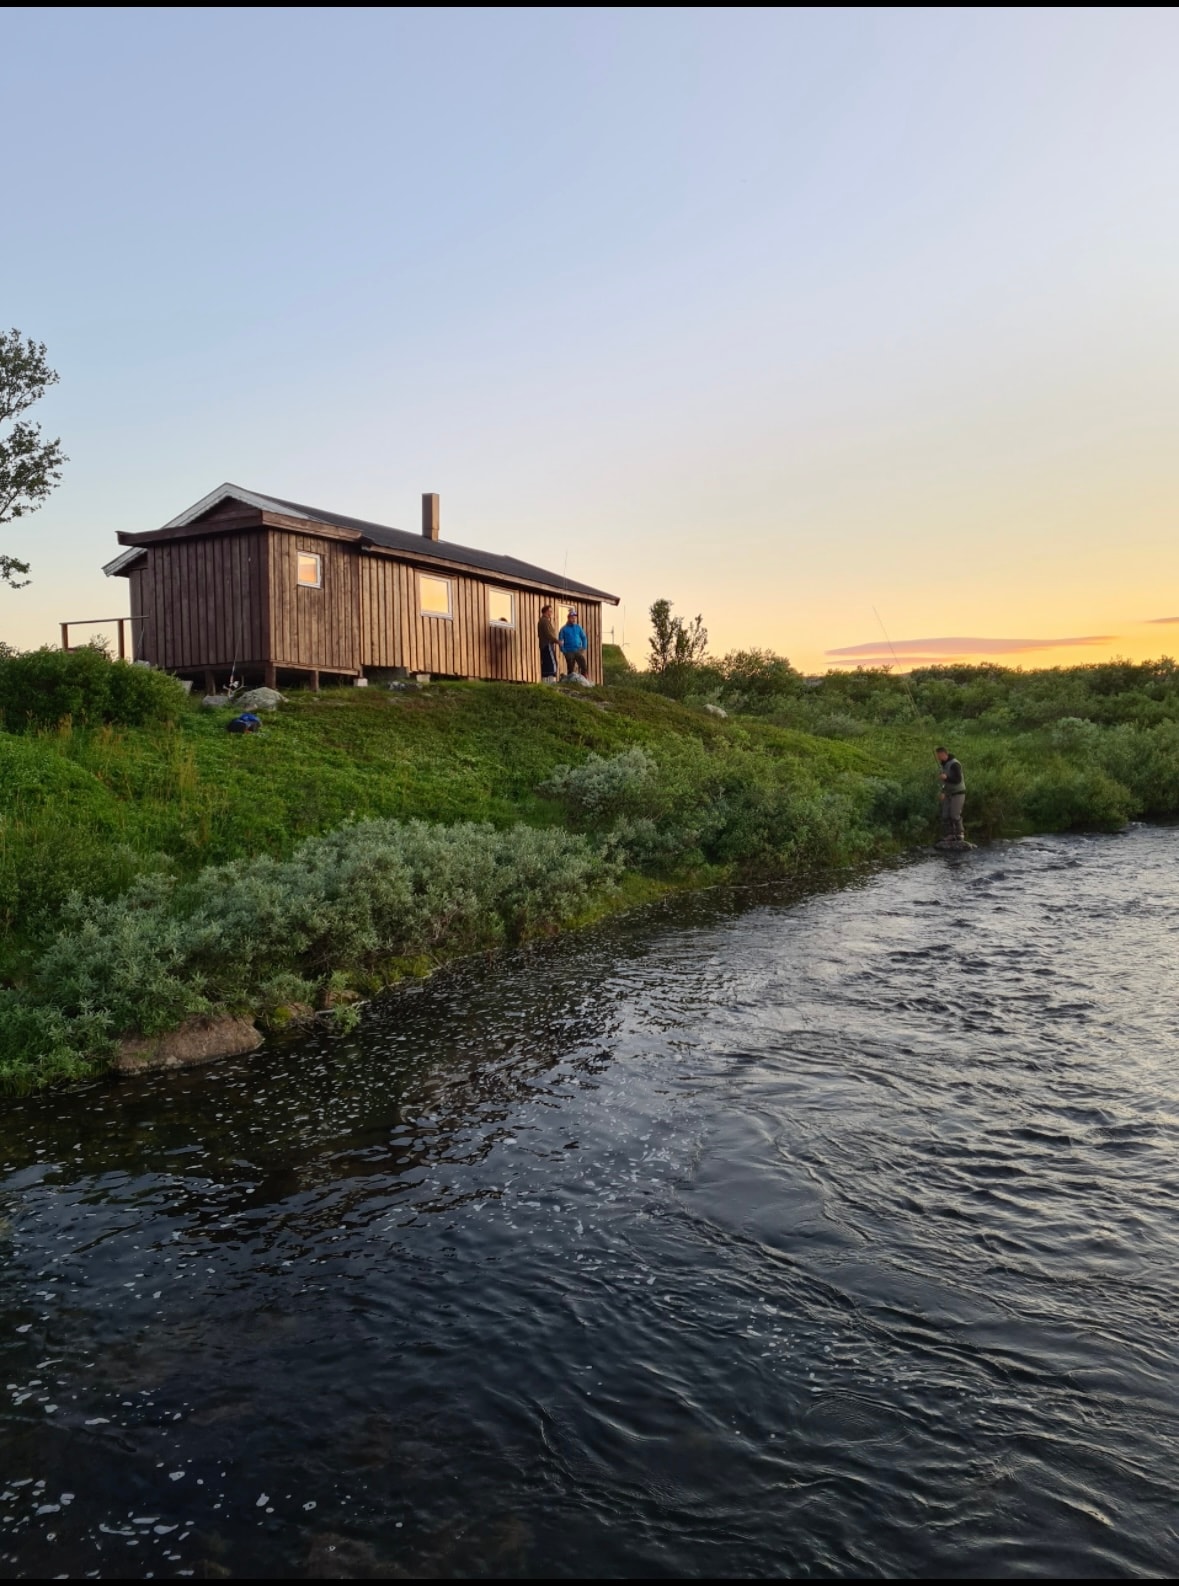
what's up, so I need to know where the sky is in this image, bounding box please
[3,5,1179,673]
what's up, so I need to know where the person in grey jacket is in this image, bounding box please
[935,747,966,840]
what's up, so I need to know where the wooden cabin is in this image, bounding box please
[103,484,619,691]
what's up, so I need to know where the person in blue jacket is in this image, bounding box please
[558,608,589,677]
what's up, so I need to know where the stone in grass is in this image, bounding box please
[114,1015,263,1074]
[233,687,286,712]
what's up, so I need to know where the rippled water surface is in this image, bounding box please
[2,827,1179,1579]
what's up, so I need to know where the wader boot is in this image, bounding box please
[942,794,966,841]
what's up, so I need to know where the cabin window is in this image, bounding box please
[297,552,322,588]
[488,587,515,626]
[419,573,452,618]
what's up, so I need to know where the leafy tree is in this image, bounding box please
[647,598,709,672]
[645,599,711,700]
[0,330,68,587]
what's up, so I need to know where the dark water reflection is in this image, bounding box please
[2,827,1178,1578]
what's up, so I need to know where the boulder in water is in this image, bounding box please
[114,1015,263,1074]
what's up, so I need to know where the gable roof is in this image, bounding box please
[107,483,619,603]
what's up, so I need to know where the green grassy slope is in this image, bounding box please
[2,675,1176,1091]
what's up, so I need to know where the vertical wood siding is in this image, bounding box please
[127,566,147,661]
[266,531,361,673]
[133,532,269,670]
[123,529,608,682]
[359,554,605,682]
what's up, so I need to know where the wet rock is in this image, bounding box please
[933,836,977,852]
[114,1015,263,1074]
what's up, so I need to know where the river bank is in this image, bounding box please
[3,664,1179,1092]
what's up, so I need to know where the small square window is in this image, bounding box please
[488,588,515,626]
[420,574,452,617]
[297,552,322,588]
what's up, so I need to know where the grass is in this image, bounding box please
[1,681,866,916]
[2,674,1177,1092]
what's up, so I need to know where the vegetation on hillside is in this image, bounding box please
[1,633,1177,1092]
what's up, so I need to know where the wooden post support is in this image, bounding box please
[204,670,216,696]
[308,671,320,692]
[117,618,126,660]
[60,623,70,653]
[264,663,277,690]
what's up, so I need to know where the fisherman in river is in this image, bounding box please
[935,747,966,843]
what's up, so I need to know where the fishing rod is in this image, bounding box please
[872,606,921,721]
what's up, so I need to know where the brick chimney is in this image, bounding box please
[422,492,440,541]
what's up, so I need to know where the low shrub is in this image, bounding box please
[0,644,187,732]
[537,747,659,824]
[541,741,888,877]
[0,817,612,1087]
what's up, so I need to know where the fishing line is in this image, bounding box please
[872,606,921,721]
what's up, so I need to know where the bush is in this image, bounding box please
[717,650,802,715]
[538,747,659,823]
[1022,759,1137,832]
[540,741,887,877]
[0,644,187,731]
[811,712,869,739]
[0,817,613,1084]
[964,756,1036,840]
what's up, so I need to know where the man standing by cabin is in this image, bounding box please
[538,604,559,682]
[559,608,589,678]
[935,747,966,842]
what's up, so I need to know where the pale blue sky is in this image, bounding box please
[4,6,1179,668]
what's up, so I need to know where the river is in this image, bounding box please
[1,826,1178,1579]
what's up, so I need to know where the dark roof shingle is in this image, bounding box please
[110,484,618,603]
[263,491,617,602]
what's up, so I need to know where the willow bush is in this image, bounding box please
[0,818,611,1089]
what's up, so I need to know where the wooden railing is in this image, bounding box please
[59,617,143,660]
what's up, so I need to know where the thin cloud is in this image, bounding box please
[827,655,963,667]
[1145,616,1179,624]
[826,635,1116,658]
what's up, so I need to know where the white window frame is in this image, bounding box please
[419,572,453,619]
[488,587,515,627]
[297,551,322,589]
